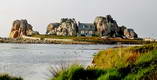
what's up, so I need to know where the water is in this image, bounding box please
[0,43,116,80]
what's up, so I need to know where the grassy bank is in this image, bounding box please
[0,74,23,80]
[31,34,156,44]
[51,43,157,80]
[0,34,155,44]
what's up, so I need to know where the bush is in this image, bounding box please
[51,65,106,80]
[98,69,121,80]
[51,44,157,80]
[0,74,23,80]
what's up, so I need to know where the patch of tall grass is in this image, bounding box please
[0,74,23,80]
[50,43,157,80]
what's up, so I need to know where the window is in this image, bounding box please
[81,30,85,34]
[83,25,85,29]
[89,31,93,34]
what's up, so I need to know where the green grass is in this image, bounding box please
[31,34,76,39]
[97,69,121,80]
[51,65,123,80]
[118,50,157,80]
[51,65,106,80]
[50,43,157,80]
[0,74,23,80]
[31,34,155,44]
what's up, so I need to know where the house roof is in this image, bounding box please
[78,23,95,29]
[49,23,60,27]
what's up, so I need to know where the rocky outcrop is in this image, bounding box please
[9,19,39,38]
[117,26,138,39]
[46,15,138,39]
[46,23,60,35]
[94,15,119,37]
[94,15,138,39]
[46,18,78,36]
[123,28,138,39]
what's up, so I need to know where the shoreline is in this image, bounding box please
[0,37,156,45]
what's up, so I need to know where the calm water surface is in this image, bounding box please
[0,43,116,80]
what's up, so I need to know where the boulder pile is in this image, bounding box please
[46,18,78,36]
[94,15,137,39]
[46,15,138,39]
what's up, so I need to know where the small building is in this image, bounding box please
[77,22,96,36]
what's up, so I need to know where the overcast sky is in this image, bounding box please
[0,0,157,38]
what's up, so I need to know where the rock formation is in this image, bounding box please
[123,28,138,39]
[94,15,138,39]
[94,15,119,37]
[46,18,78,36]
[117,26,138,39]
[46,23,60,35]
[9,19,39,38]
[46,15,138,39]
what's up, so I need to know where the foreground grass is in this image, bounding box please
[0,74,23,80]
[51,43,157,80]
[93,43,157,69]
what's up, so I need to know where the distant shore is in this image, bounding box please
[0,35,156,44]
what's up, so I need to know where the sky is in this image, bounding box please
[0,0,157,38]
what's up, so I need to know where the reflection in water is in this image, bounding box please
[0,43,115,80]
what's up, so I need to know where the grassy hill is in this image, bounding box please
[0,74,22,80]
[51,44,157,80]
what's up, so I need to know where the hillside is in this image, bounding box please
[51,44,157,80]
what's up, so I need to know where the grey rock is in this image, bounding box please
[46,23,60,35]
[94,15,119,37]
[124,28,138,39]
[9,19,39,38]
[46,15,138,39]
[47,18,77,36]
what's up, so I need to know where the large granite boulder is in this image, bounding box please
[46,23,60,35]
[117,26,138,39]
[94,15,138,39]
[124,28,138,39]
[117,26,127,37]
[9,19,39,38]
[94,16,108,36]
[46,18,78,36]
[94,15,119,37]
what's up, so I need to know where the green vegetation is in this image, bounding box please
[51,43,157,80]
[31,34,76,39]
[31,34,156,44]
[0,74,23,80]
[50,65,120,80]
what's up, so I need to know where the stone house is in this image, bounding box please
[77,22,96,36]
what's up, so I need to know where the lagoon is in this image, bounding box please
[0,43,116,80]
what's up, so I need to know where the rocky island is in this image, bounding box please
[0,15,155,44]
[46,15,138,39]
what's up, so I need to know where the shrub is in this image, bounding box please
[51,44,157,80]
[98,69,121,80]
[0,74,23,80]
[51,65,106,80]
